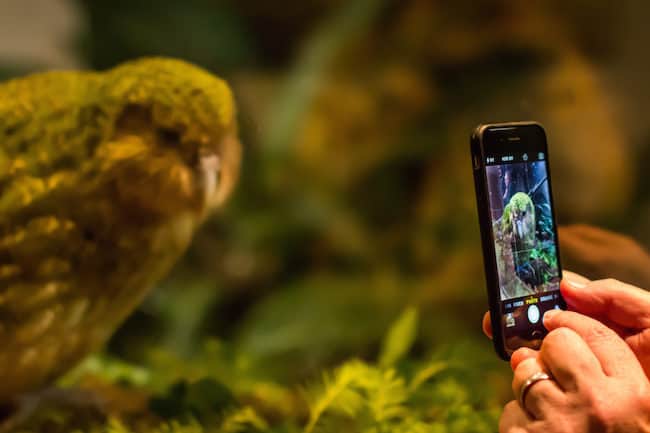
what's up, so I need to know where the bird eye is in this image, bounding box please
[157,128,181,147]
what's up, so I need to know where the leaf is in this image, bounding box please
[303,360,369,433]
[409,361,448,392]
[359,368,408,423]
[220,406,268,433]
[304,360,412,432]
[379,307,418,368]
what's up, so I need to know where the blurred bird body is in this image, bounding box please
[0,58,241,401]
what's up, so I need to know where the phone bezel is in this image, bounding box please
[471,121,564,360]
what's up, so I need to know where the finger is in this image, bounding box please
[561,270,590,287]
[561,280,628,337]
[512,358,565,420]
[543,310,646,378]
[499,400,530,433]
[510,347,537,371]
[482,312,493,339]
[561,274,627,336]
[560,277,650,330]
[539,326,604,390]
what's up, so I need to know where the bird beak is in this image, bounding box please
[198,152,221,211]
[196,131,241,215]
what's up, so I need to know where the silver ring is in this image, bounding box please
[518,371,552,413]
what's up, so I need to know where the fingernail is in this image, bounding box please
[563,277,587,289]
[562,271,589,289]
[543,309,560,324]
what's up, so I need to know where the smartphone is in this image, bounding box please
[471,122,565,360]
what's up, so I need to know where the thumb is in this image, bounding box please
[561,272,650,330]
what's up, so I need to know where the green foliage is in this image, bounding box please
[303,360,408,432]
[106,418,203,433]
[302,308,501,433]
[61,355,151,387]
[105,407,268,433]
[379,307,419,368]
[149,378,236,422]
[534,203,554,238]
[12,308,504,433]
[219,407,269,433]
[529,242,559,279]
[106,410,267,433]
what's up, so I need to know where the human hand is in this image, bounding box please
[482,271,650,377]
[501,310,650,433]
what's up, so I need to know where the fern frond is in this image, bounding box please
[304,361,412,432]
[408,361,448,392]
[388,418,446,433]
[106,418,133,433]
[154,419,204,433]
[219,406,268,433]
[357,368,408,423]
[303,360,369,433]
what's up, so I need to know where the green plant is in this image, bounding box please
[302,308,501,433]
[12,307,505,433]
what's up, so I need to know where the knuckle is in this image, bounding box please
[575,381,598,405]
[593,277,621,289]
[584,323,616,345]
[569,387,612,429]
[587,398,612,429]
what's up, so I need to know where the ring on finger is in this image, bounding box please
[518,371,553,416]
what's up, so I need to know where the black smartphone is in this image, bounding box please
[471,122,565,360]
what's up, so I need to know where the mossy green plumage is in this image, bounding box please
[0,58,241,400]
[502,192,536,260]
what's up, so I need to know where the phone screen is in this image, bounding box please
[480,125,564,354]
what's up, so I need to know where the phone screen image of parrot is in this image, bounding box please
[0,58,241,403]
[486,161,560,301]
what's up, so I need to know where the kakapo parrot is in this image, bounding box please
[0,58,241,401]
[502,192,536,266]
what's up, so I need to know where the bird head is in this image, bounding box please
[507,192,536,245]
[98,58,242,220]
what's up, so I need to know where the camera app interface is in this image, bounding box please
[485,152,561,344]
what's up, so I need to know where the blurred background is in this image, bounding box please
[2,0,650,431]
